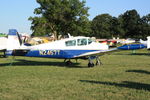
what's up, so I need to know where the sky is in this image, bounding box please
[0,0,149,34]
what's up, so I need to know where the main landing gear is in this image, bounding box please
[64,56,102,68]
[64,59,72,66]
[88,56,102,67]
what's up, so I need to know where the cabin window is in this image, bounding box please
[65,40,76,46]
[77,38,87,46]
[88,39,93,44]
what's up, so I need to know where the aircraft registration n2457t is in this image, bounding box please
[5,29,118,67]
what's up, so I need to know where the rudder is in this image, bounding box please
[7,29,22,50]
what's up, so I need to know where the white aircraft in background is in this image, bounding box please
[139,37,150,49]
[0,37,7,57]
[146,36,150,50]
[140,39,147,46]
[117,38,135,44]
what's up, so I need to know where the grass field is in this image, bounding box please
[0,49,150,100]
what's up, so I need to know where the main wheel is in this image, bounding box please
[66,61,72,66]
[88,62,94,67]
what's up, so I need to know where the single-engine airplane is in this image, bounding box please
[6,29,119,67]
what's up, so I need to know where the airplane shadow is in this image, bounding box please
[0,59,85,68]
[128,53,150,56]
[0,55,7,58]
[80,80,150,91]
[126,70,150,75]
[113,52,150,56]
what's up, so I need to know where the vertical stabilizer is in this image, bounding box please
[147,36,150,50]
[7,29,22,50]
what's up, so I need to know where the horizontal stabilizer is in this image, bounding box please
[6,49,30,56]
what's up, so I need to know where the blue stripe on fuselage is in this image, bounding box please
[6,50,99,59]
[26,50,98,59]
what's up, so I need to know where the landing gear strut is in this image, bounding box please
[88,56,102,67]
[96,56,102,66]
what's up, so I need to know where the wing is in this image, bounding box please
[73,48,118,58]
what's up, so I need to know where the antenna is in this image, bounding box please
[68,33,73,38]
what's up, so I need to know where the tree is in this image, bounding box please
[119,9,141,38]
[110,17,125,38]
[139,14,150,39]
[91,14,113,38]
[28,17,50,36]
[29,0,90,39]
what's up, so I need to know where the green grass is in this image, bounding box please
[0,49,150,100]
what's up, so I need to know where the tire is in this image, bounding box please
[66,61,72,66]
[88,62,94,67]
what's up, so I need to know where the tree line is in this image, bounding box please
[29,0,150,39]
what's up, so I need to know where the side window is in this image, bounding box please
[88,39,93,44]
[77,38,87,46]
[65,40,76,46]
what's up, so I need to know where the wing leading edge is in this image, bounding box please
[73,48,118,58]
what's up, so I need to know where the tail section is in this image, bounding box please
[7,29,22,50]
[147,36,150,50]
[139,39,147,46]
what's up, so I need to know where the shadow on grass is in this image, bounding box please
[0,59,85,68]
[126,70,150,75]
[80,80,150,91]
[113,52,150,56]
[0,55,7,58]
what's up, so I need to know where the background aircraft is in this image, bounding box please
[140,39,147,46]
[139,37,150,49]
[0,36,7,57]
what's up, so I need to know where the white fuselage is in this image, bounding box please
[23,36,109,51]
